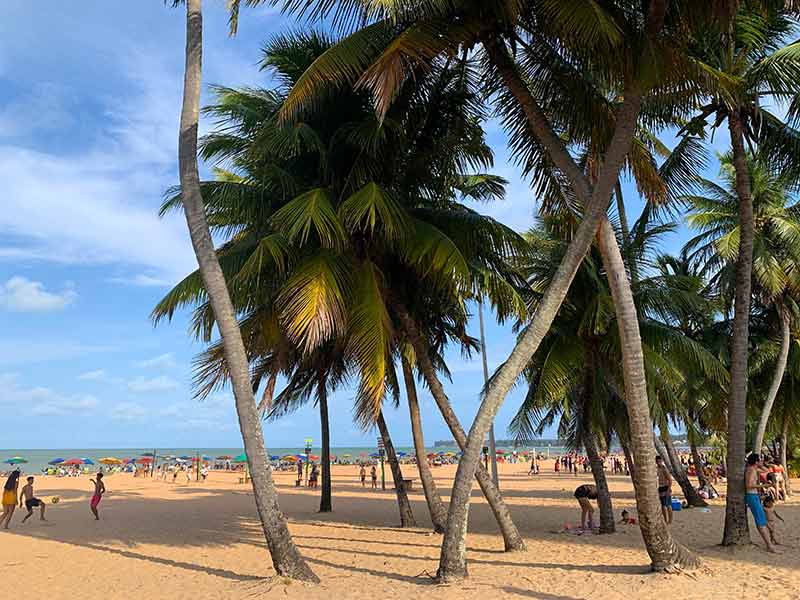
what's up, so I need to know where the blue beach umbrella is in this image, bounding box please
[270,455,279,460]
[179,455,193,460]
[82,458,95,465]
[48,458,65,465]
[369,453,380,458]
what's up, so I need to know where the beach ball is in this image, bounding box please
[51,496,60,504]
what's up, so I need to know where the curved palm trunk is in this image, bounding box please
[376,412,416,527]
[661,432,707,507]
[753,307,791,454]
[596,220,698,569]
[478,300,500,488]
[402,356,447,533]
[723,115,755,547]
[176,0,317,582]
[394,304,525,551]
[620,437,636,480]
[436,4,670,580]
[318,373,332,513]
[688,432,708,488]
[780,416,792,496]
[585,434,615,533]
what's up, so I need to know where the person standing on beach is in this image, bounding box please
[359,465,366,487]
[20,476,46,523]
[370,465,377,489]
[1,470,20,529]
[90,473,105,520]
[745,453,779,553]
[656,456,673,525]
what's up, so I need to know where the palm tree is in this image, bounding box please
[171,0,317,582]
[155,31,527,541]
[685,153,800,456]
[680,2,800,545]
[246,0,727,577]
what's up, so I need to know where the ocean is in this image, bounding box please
[0,445,569,474]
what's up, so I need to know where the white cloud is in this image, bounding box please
[136,353,177,370]
[127,375,179,393]
[0,373,98,416]
[77,369,106,381]
[108,274,173,287]
[0,276,76,312]
[0,82,75,138]
[0,341,115,366]
[111,402,148,422]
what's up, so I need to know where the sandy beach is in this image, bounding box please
[1,463,798,599]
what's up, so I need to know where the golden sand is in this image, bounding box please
[1,463,797,599]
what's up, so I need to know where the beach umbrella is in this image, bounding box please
[308,454,319,461]
[269,455,279,461]
[342,453,352,458]
[136,456,153,464]
[495,450,506,454]
[216,455,233,460]
[369,453,380,458]
[48,458,65,465]
[179,455,193,460]
[4,457,27,465]
[281,455,297,462]
[63,458,84,466]
[141,452,155,457]
[82,458,95,465]
[99,457,121,465]
[397,452,407,457]
[232,453,247,463]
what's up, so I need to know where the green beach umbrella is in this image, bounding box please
[4,457,27,465]
[233,453,247,463]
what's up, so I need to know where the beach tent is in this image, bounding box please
[63,458,84,466]
[48,458,65,465]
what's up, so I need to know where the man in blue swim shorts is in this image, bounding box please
[745,453,779,554]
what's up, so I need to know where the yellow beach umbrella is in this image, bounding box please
[99,457,122,465]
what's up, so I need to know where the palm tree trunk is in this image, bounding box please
[585,435,615,533]
[780,416,792,496]
[478,300,500,488]
[620,436,636,480]
[435,4,670,580]
[376,412,416,527]
[580,353,614,533]
[596,219,698,569]
[393,303,525,551]
[402,355,447,533]
[722,114,755,547]
[176,0,316,582]
[688,432,708,488]
[318,372,332,513]
[661,432,707,507]
[437,40,653,583]
[753,307,791,454]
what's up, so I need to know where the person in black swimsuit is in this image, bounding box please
[574,484,598,530]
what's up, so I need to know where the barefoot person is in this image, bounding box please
[20,476,46,523]
[1,470,20,529]
[573,483,597,530]
[763,496,784,546]
[90,472,105,520]
[656,456,673,525]
[745,453,779,553]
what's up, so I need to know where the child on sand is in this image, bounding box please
[90,473,105,520]
[763,497,784,546]
[619,509,636,525]
[20,476,46,523]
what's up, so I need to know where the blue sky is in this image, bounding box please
[0,1,728,450]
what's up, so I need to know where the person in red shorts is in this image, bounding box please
[90,472,105,520]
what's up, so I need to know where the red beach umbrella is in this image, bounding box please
[63,458,85,466]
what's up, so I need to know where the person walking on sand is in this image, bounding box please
[745,453,780,553]
[90,472,105,520]
[359,464,366,487]
[1,470,20,529]
[573,483,598,530]
[370,465,378,489]
[20,476,46,523]
[656,455,673,525]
